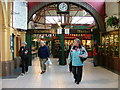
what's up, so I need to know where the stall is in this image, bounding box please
[99,30,120,74]
[52,34,93,58]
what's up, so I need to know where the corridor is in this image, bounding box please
[2,58,118,88]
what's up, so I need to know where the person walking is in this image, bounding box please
[38,41,50,74]
[93,41,98,66]
[19,41,30,76]
[68,43,73,72]
[69,39,88,84]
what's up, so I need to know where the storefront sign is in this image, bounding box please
[27,29,92,34]
[64,34,78,39]
[64,37,78,39]
[27,29,56,34]
[81,34,92,39]
[70,29,92,34]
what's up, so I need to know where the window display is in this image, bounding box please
[101,30,119,58]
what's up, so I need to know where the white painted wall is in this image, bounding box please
[105,2,119,31]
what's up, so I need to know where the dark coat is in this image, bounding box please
[38,45,50,59]
[19,46,30,59]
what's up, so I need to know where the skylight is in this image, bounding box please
[71,16,94,24]
[46,16,64,24]
[45,16,94,24]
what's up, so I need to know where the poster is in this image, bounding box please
[13,0,28,30]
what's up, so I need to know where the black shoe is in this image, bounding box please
[94,65,98,67]
[74,79,77,83]
[41,71,45,74]
[76,82,79,84]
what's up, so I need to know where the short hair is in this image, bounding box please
[22,41,27,45]
[40,41,45,44]
[74,38,81,44]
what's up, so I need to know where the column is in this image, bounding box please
[118,1,120,58]
[21,32,26,42]
[59,27,66,65]
[26,33,32,66]
[1,27,8,62]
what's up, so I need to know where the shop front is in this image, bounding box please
[52,33,94,58]
[98,30,120,74]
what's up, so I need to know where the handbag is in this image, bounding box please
[80,46,88,62]
[80,57,87,62]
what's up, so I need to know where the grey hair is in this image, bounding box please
[22,41,27,45]
[40,41,45,44]
[74,38,81,44]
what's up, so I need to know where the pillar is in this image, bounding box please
[59,34,66,65]
[21,32,26,42]
[51,39,55,57]
[93,29,100,45]
[26,33,32,66]
[118,1,120,58]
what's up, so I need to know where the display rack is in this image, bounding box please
[98,30,120,74]
[101,30,119,58]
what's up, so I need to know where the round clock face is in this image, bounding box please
[59,3,68,12]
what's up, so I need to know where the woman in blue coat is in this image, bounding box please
[69,38,88,84]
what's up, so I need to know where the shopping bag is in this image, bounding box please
[45,58,52,65]
[48,58,52,65]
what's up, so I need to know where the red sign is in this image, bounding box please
[64,34,78,39]
[81,34,92,39]
[53,36,58,39]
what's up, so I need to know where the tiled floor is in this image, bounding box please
[2,57,118,88]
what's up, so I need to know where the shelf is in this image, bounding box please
[101,30,119,58]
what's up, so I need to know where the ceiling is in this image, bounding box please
[28,3,96,30]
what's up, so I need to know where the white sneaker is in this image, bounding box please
[20,73,25,76]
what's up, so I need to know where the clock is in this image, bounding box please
[57,2,69,14]
[59,3,68,12]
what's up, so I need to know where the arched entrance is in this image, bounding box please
[28,2,105,32]
[27,2,105,65]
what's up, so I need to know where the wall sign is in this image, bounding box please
[70,29,92,34]
[13,0,27,30]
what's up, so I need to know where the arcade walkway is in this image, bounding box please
[2,58,118,88]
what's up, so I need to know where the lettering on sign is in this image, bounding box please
[27,29,92,34]
[77,30,91,33]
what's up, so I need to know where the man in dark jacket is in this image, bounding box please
[38,41,50,74]
[19,41,30,76]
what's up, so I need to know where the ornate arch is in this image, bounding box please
[28,2,105,32]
